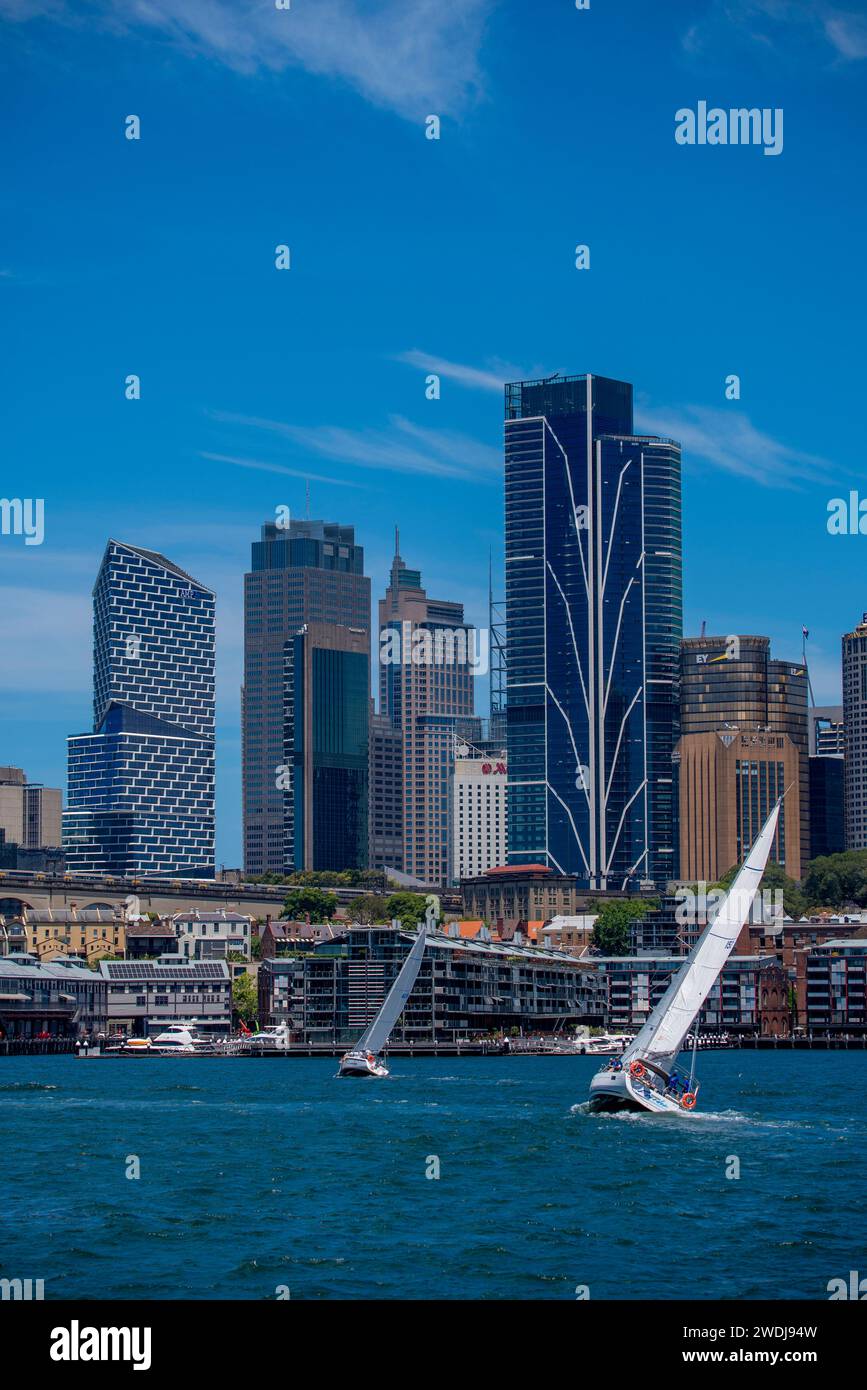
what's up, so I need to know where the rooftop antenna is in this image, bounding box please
[802,625,815,707]
[700,619,706,638]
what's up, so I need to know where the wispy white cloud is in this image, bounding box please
[635,402,832,488]
[210,409,500,481]
[395,349,528,394]
[683,1,867,61]
[0,0,494,120]
[199,450,366,489]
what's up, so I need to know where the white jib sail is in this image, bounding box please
[621,800,781,1075]
[355,927,427,1056]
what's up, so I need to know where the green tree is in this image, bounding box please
[384,892,428,927]
[280,887,339,921]
[353,893,390,924]
[716,860,808,919]
[231,973,258,1028]
[803,850,867,910]
[590,899,653,956]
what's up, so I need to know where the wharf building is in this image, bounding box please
[596,952,790,1038]
[258,926,602,1043]
[0,954,108,1040]
[64,541,216,876]
[842,614,867,850]
[98,956,231,1037]
[795,937,867,1036]
[375,540,477,886]
[242,519,370,875]
[504,373,682,892]
[676,635,808,882]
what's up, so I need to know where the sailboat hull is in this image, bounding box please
[588,1066,686,1115]
[337,1050,389,1078]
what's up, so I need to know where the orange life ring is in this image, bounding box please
[680,1092,697,1110]
[629,1061,646,1080]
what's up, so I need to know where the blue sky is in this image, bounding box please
[1,0,865,864]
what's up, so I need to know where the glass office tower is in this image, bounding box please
[243,520,370,874]
[283,622,369,871]
[64,540,216,875]
[504,373,682,889]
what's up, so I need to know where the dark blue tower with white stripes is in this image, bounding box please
[504,374,682,890]
[64,540,216,875]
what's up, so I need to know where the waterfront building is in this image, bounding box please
[17,906,126,962]
[64,541,216,876]
[809,705,845,757]
[596,953,790,1038]
[98,956,231,1036]
[809,755,845,859]
[368,710,403,872]
[451,739,508,884]
[677,635,808,881]
[504,373,682,891]
[259,919,346,958]
[0,767,62,850]
[124,919,179,958]
[173,910,254,962]
[460,863,641,933]
[0,954,107,1039]
[258,925,602,1042]
[283,621,369,871]
[843,614,867,850]
[243,519,370,876]
[796,938,867,1036]
[377,540,476,886]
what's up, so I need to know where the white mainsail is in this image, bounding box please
[621,800,781,1075]
[355,927,427,1056]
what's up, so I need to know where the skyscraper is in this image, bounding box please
[377,540,476,885]
[283,620,369,871]
[843,613,867,850]
[504,373,682,890]
[0,767,62,849]
[64,541,215,875]
[677,634,808,880]
[243,519,370,875]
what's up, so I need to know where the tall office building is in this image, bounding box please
[452,739,508,883]
[843,614,867,850]
[64,541,216,875]
[0,768,62,849]
[243,520,370,875]
[677,635,808,880]
[810,705,845,757]
[283,621,369,871]
[504,373,682,890]
[369,709,403,872]
[378,541,476,885]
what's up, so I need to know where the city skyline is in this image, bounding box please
[2,1,865,864]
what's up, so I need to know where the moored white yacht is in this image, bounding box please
[241,1023,291,1053]
[588,798,782,1115]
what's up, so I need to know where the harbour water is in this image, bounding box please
[2,1051,864,1300]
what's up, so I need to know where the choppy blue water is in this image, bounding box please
[1,1052,864,1300]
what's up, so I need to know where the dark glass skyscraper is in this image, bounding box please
[504,373,682,889]
[64,540,216,875]
[243,519,370,874]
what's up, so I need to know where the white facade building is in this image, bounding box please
[452,743,508,883]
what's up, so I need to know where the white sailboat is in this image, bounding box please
[338,926,427,1078]
[588,799,781,1114]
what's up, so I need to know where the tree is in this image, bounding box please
[384,892,428,927]
[353,893,390,925]
[280,887,338,921]
[803,850,867,910]
[590,899,653,956]
[232,973,258,1029]
[716,861,808,920]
